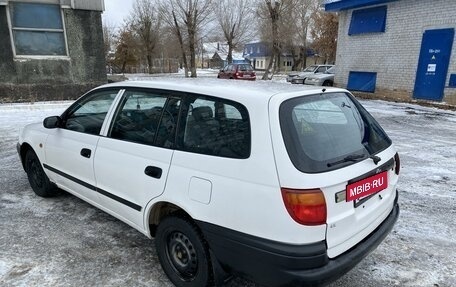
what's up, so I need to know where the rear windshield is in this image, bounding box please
[239,64,254,71]
[280,92,391,173]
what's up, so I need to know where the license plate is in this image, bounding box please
[243,75,251,78]
[346,171,388,202]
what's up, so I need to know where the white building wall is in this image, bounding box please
[334,0,456,103]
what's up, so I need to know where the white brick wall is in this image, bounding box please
[334,0,456,101]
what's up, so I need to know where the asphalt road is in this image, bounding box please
[0,97,455,287]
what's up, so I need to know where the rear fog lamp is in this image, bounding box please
[281,188,327,226]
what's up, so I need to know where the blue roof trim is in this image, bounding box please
[325,0,398,12]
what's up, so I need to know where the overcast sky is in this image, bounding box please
[103,0,136,29]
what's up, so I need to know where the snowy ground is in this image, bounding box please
[0,81,455,286]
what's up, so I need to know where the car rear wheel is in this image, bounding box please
[25,149,58,197]
[156,215,213,287]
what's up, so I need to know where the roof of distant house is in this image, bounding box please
[203,42,228,57]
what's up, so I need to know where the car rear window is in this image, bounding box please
[239,64,253,71]
[280,92,392,173]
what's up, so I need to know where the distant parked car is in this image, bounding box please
[305,66,336,86]
[217,63,256,81]
[288,65,334,84]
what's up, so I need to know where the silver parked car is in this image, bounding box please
[287,65,334,84]
[305,66,336,86]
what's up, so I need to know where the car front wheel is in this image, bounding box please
[156,215,213,287]
[25,149,58,197]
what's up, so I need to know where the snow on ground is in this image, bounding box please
[0,79,455,286]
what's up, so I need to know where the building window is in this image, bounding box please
[348,6,387,35]
[9,2,67,56]
[257,46,260,53]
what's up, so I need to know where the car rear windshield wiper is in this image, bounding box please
[327,154,365,167]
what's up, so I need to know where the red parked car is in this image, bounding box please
[217,63,256,81]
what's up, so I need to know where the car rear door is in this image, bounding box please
[44,89,121,202]
[93,89,179,230]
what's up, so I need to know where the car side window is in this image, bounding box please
[109,90,180,148]
[180,95,250,159]
[316,66,327,73]
[63,90,119,135]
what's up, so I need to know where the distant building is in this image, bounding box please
[201,42,249,69]
[0,0,106,102]
[211,52,249,69]
[325,0,456,104]
[243,42,324,72]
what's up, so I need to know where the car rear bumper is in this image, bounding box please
[197,196,399,287]
[234,77,256,81]
[291,79,305,84]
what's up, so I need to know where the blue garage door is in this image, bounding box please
[414,28,454,101]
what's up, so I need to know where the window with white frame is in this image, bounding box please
[9,2,67,56]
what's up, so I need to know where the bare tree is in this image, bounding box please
[159,0,213,78]
[113,24,139,74]
[310,10,338,64]
[102,20,116,72]
[285,0,320,71]
[215,0,255,64]
[259,0,288,80]
[129,0,162,74]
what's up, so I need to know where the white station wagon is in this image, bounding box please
[18,79,400,287]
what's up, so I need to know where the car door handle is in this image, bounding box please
[80,148,92,158]
[144,166,162,179]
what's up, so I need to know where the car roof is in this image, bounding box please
[96,79,346,105]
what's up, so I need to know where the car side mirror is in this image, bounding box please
[220,69,224,72]
[43,116,62,129]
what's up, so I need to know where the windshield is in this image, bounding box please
[280,92,392,173]
[303,65,318,72]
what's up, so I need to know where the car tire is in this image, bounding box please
[156,215,213,287]
[25,149,58,197]
[323,80,333,87]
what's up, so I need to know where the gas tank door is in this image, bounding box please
[188,177,212,205]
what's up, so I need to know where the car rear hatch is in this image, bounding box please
[237,64,256,79]
[270,91,399,258]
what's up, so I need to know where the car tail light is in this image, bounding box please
[281,188,327,226]
[394,152,400,175]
